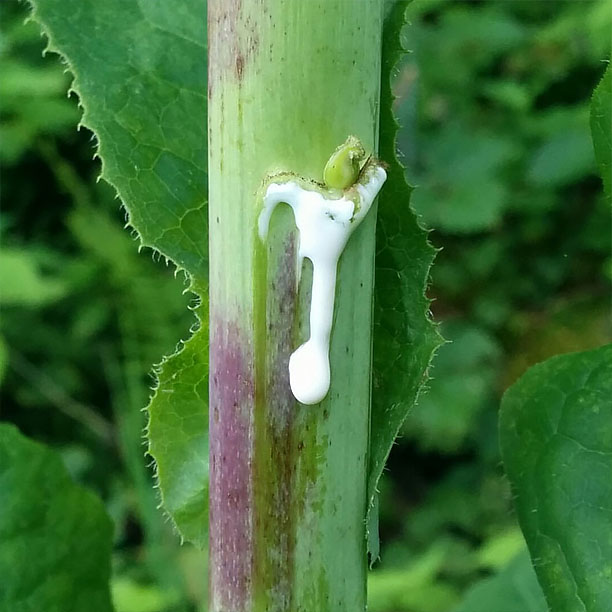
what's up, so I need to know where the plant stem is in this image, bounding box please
[208,2,384,609]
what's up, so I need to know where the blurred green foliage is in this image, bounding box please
[373,0,609,609]
[0,0,609,610]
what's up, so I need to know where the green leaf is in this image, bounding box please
[500,345,612,612]
[29,0,210,545]
[29,0,208,277]
[452,550,547,612]
[0,424,114,611]
[590,64,611,203]
[369,0,442,556]
[146,298,208,547]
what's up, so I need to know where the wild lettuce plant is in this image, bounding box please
[2,1,608,610]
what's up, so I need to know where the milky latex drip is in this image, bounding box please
[258,165,387,405]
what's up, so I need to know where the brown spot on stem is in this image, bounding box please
[208,0,260,87]
[235,53,245,80]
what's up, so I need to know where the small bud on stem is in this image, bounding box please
[323,135,367,190]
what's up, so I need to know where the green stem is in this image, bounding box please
[208,2,384,609]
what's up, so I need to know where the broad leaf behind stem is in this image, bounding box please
[29,0,208,277]
[29,0,210,545]
[500,344,612,612]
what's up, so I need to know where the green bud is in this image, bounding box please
[323,136,367,190]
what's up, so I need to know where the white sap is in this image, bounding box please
[258,166,386,405]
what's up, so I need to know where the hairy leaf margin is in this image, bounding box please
[368,0,443,560]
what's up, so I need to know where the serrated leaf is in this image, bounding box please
[0,424,114,612]
[368,0,442,557]
[500,345,612,612]
[452,550,547,612]
[590,64,611,204]
[29,0,210,545]
[29,0,208,277]
[146,299,208,547]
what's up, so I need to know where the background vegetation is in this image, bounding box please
[1,1,609,610]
